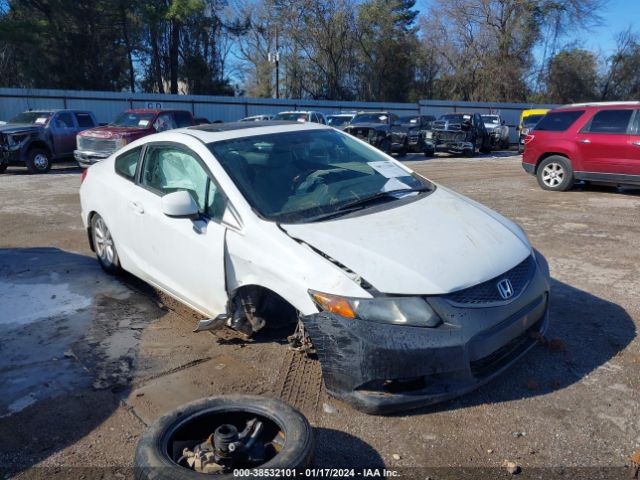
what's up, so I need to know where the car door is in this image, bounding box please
[124,143,229,316]
[50,111,78,156]
[575,108,634,174]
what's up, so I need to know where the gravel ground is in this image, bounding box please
[0,153,638,479]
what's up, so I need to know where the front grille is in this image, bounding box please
[444,255,536,306]
[77,136,118,153]
[435,131,464,142]
[470,317,543,378]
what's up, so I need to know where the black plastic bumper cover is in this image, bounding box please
[522,162,535,174]
[304,254,550,414]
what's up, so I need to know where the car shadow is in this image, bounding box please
[1,161,81,176]
[0,247,166,476]
[394,278,636,417]
[313,428,385,468]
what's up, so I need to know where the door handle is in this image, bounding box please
[579,139,591,144]
[128,201,144,214]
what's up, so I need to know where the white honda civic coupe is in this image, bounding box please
[79,121,550,414]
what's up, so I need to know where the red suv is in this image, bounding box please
[522,102,640,191]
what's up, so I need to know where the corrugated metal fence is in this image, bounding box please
[0,88,556,143]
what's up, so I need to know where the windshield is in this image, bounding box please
[326,116,352,126]
[522,114,545,128]
[399,116,420,125]
[482,115,500,124]
[208,129,431,223]
[110,112,157,128]
[9,112,52,125]
[351,113,389,124]
[439,114,471,123]
[273,113,308,122]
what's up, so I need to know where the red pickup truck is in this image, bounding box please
[74,109,195,168]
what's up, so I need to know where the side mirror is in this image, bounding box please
[161,190,199,219]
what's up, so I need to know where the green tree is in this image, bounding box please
[544,48,599,103]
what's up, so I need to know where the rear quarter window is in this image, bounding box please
[535,110,585,132]
[173,111,194,128]
[75,113,95,128]
[584,109,633,134]
[115,147,142,181]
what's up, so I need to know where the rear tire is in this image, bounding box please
[26,148,52,174]
[91,214,122,274]
[536,156,574,191]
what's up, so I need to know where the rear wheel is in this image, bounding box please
[537,156,574,191]
[91,214,122,274]
[26,148,51,174]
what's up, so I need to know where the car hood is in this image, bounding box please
[0,124,41,135]
[79,125,150,139]
[282,187,531,295]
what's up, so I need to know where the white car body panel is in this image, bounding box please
[282,187,530,295]
[80,122,531,319]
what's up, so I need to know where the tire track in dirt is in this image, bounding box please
[273,349,323,423]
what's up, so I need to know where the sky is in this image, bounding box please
[415,0,640,59]
[579,0,640,55]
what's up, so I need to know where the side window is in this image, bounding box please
[114,147,142,181]
[153,113,177,132]
[585,109,633,134]
[55,112,75,129]
[75,113,94,128]
[633,110,640,135]
[140,146,226,219]
[173,111,194,128]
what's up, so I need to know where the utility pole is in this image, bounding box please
[268,30,280,99]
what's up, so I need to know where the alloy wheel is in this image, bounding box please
[93,217,115,266]
[541,162,565,188]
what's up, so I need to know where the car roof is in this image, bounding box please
[554,101,640,112]
[276,111,317,114]
[559,101,640,109]
[181,121,331,143]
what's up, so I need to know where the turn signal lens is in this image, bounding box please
[310,291,356,319]
[80,168,88,183]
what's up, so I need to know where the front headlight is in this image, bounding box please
[425,131,433,139]
[521,127,530,136]
[309,290,442,328]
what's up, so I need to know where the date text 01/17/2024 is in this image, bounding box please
[232,468,400,477]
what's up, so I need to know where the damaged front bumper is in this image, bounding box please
[425,139,474,153]
[303,254,550,414]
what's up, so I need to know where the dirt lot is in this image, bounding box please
[0,152,639,479]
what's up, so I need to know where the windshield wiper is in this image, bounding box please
[337,187,430,211]
[301,187,430,223]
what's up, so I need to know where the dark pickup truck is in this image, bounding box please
[344,112,404,154]
[74,109,196,167]
[0,110,98,173]
[424,113,492,157]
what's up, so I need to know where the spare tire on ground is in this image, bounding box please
[135,395,314,480]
